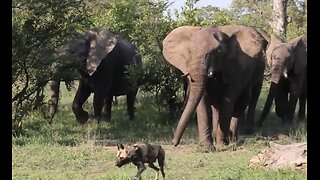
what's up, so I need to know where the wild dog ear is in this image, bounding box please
[117,144,125,150]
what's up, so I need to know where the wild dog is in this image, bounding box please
[115,143,165,180]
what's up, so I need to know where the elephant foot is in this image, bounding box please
[215,137,229,147]
[201,140,215,151]
[172,138,181,147]
[214,129,229,146]
[215,141,228,149]
[76,112,89,124]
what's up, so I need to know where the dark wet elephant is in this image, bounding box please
[258,34,307,126]
[162,24,267,148]
[48,27,142,124]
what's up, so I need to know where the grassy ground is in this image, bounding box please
[12,82,307,180]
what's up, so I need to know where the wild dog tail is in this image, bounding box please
[158,145,166,178]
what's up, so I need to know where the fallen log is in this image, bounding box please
[249,141,307,171]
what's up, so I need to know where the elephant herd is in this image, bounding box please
[48,24,307,149]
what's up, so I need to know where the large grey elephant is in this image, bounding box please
[162,24,267,148]
[48,27,142,124]
[258,34,307,126]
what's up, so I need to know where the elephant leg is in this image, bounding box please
[216,97,234,146]
[211,105,219,144]
[233,84,252,135]
[103,96,112,121]
[285,92,299,124]
[196,93,213,149]
[229,116,240,142]
[72,80,91,124]
[231,92,248,141]
[245,82,262,133]
[93,83,109,122]
[298,93,307,121]
[298,76,307,121]
[286,77,304,123]
[126,90,138,121]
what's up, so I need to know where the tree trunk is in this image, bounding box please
[271,0,288,38]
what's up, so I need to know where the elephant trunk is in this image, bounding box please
[172,60,208,146]
[270,62,284,83]
[258,82,278,126]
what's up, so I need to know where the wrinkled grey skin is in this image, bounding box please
[162,24,267,148]
[48,27,142,124]
[258,35,307,126]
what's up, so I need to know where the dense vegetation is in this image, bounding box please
[12,0,307,131]
[12,0,307,179]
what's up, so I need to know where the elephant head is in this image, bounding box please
[270,35,307,84]
[58,27,118,76]
[162,25,229,146]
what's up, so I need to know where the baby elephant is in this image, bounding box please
[115,143,165,180]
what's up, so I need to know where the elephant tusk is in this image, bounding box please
[181,72,190,78]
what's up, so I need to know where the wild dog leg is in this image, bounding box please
[148,163,160,180]
[134,162,146,180]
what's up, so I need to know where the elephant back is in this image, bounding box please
[109,38,142,96]
[116,38,139,65]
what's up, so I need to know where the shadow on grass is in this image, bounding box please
[89,101,179,145]
[237,107,307,147]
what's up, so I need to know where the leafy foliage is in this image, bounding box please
[12,0,92,131]
[229,0,307,39]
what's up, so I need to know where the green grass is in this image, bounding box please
[12,82,307,179]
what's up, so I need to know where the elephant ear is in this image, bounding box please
[266,34,284,66]
[162,26,202,75]
[86,28,117,75]
[223,28,264,84]
[292,38,307,75]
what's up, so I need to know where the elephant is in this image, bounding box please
[258,34,307,126]
[162,24,267,148]
[48,27,142,124]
